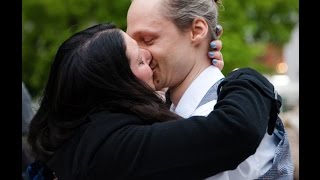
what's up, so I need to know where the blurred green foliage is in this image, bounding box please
[22,0,299,98]
[217,0,298,74]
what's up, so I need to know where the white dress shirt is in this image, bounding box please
[170,66,278,180]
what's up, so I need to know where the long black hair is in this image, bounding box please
[27,23,180,162]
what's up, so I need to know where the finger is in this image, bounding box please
[215,24,223,39]
[209,52,224,70]
[212,59,224,71]
[208,50,222,61]
[210,39,222,51]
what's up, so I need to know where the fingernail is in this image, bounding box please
[208,51,214,57]
[215,24,223,38]
[212,59,217,65]
[210,42,216,49]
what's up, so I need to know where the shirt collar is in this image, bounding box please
[170,66,224,118]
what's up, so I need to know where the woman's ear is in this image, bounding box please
[190,17,209,45]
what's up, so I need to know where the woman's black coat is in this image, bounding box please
[47,68,280,180]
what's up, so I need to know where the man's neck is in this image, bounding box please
[169,60,211,106]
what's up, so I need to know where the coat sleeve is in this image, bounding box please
[87,69,277,179]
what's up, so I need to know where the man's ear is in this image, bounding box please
[190,17,209,45]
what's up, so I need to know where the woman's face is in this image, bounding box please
[122,31,155,90]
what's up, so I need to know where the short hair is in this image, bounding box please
[161,0,221,40]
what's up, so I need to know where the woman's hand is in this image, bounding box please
[208,39,224,71]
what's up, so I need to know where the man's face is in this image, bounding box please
[126,0,195,90]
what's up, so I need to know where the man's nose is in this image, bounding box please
[141,49,152,64]
[149,60,156,70]
[146,57,151,65]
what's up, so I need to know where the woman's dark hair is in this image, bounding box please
[27,23,180,162]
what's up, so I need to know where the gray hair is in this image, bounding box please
[161,0,220,40]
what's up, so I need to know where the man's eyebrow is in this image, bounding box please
[132,30,158,37]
